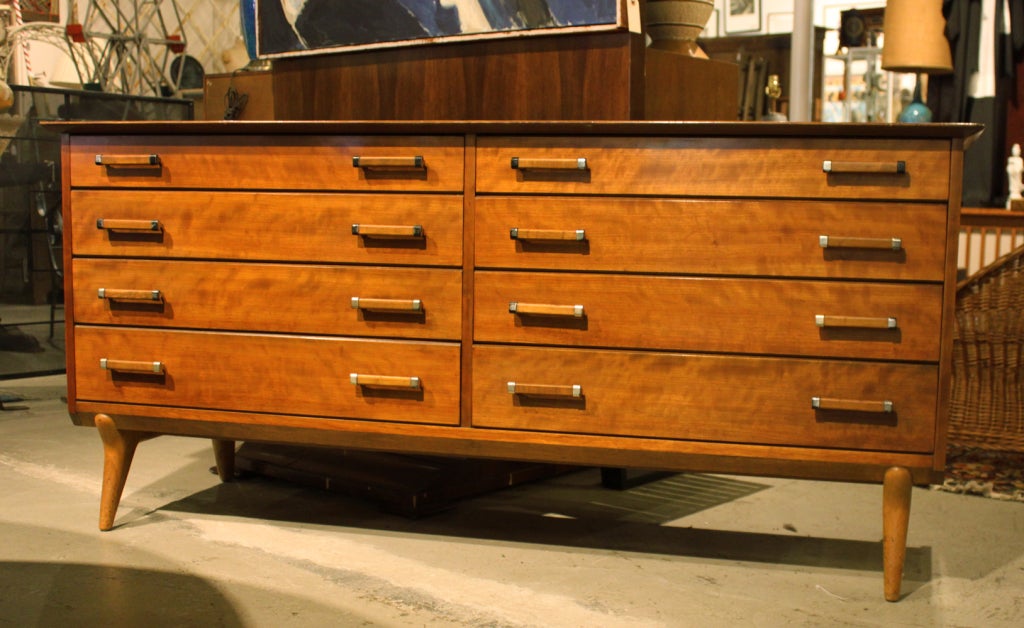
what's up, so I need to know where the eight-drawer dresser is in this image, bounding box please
[54,121,981,601]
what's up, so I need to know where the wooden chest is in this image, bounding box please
[55,120,980,601]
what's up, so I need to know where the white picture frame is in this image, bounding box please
[701,9,719,38]
[724,0,761,35]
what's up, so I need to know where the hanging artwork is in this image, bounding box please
[256,0,623,58]
[724,0,760,34]
[18,0,59,22]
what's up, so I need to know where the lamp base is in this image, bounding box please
[897,74,933,123]
[898,101,933,123]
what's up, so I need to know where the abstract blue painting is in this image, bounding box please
[257,0,621,57]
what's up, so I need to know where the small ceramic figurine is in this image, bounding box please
[1008,143,1023,209]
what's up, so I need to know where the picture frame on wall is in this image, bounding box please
[256,0,624,59]
[724,0,761,34]
[766,12,793,35]
[701,9,719,38]
[19,0,60,22]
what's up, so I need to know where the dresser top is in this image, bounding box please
[46,120,983,141]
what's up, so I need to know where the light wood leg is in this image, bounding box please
[211,439,236,482]
[883,465,913,602]
[95,414,156,531]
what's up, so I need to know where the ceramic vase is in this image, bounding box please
[644,0,715,57]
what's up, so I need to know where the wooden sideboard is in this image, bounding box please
[54,120,980,601]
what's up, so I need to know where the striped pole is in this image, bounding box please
[10,0,32,82]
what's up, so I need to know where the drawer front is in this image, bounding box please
[475,197,947,281]
[69,135,464,192]
[476,136,950,200]
[475,272,942,361]
[74,327,461,425]
[472,345,937,452]
[73,260,462,340]
[70,190,463,265]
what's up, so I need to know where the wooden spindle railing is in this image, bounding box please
[958,208,1024,280]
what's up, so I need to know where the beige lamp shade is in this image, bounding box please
[882,0,954,74]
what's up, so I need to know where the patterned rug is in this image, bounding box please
[933,446,1024,502]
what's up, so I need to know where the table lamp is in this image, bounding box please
[882,0,954,122]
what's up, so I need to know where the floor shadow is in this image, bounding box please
[0,561,243,622]
[0,307,65,379]
[0,521,387,626]
[0,559,244,626]
[159,468,932,584]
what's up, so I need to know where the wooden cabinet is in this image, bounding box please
[203,71,275,121]
[270,32,738,121]
[54,120,980,602]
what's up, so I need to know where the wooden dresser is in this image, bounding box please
[55,121,980,601]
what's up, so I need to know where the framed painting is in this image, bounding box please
[257,0,625,59]
[19,0,60,22]
[701,9,719,39]
[766,12,792,35]
[724,0,761,35]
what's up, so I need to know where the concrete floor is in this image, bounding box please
[1,375,1023,627]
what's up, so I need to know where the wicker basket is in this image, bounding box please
[951,246,1024,451]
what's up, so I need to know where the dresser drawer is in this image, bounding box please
[476,197,947,280]
[69,190,463,265]
[472,345,937,452]
[73,260,462,340]
[69,135,464,192]
[74,327,461,424]
[476,136,950,200]
[474,271,942,361]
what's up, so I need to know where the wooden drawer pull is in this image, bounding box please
[350,373,421,389]
[507,382,582,398]
[351,224,424,238]
[95,154,160,167]
[816,315,898,329]
[509,302,585,318]
[351,297,423,312]
[822,160,906,174]
[100,358,164,374]
[510,228,586,241]
[352,156,424,169]
[98,288,162,302]
[812,397,894,413]
[96,218,161,232]
[511,157,588,170]
[819,235,903,251]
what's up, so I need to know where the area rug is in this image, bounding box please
[933,446,1024,502]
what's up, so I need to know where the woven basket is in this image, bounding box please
[951,246,1024,451]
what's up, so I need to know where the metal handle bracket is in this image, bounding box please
[816,314,898,329]
[510,157,588,170]
[507,382,582,398]
[812,396,894,413]
[100,358,164,374]
[509,302,585,318]
[98,288,162,302]
[510,228,586,241]
[95,154,160,167]
[350,373,422,389]
[822,160,906,174]
[819,235,903,251]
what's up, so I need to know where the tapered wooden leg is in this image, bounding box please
[95,414,155,531]
[883,466,913,602]
[211,439,236,482]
